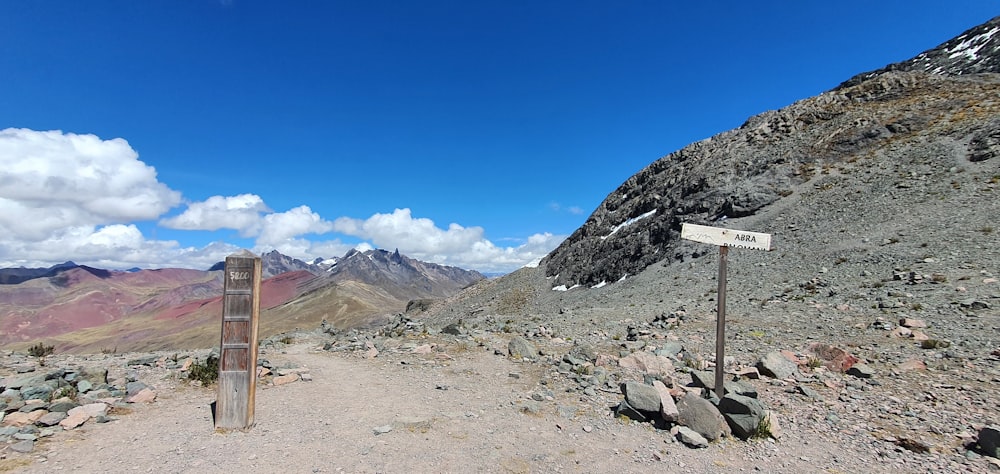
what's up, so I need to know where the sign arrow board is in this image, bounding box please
[680,223,772,251]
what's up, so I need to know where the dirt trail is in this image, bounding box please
[8,343,911,473]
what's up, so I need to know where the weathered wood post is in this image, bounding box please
[215,250,262,430]
[680,223,773,400]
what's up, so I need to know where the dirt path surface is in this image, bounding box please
[5,338,976,474]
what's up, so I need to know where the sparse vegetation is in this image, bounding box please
[752,413,774,440]
[28,341,55,358]
[188,354,219,385]
[53,384,78,400]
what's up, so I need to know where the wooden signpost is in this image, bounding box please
[215,251,262,430]
[680,223,772,399]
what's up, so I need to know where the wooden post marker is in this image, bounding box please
[680,223,772,399]
[215,250,262,430]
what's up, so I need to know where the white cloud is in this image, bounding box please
[257,205,334,247]
[0,129,202,269]
[333,208,483,255]
[159,194,270,236]
[0,129,566,274]
[332,208,565,273]
[0,128,182,240]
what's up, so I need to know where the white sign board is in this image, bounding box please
[680,223,772,251]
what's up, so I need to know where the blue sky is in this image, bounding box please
[0,2,996,273]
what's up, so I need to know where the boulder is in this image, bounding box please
[652,381,679,422]
[755,351,798,380]
[675,426,709,448]
[508,336,538,360]
[718,393,768,440]
[676,393,729,441]
[806,343,858,373]
[620,381,660,414]
[618,352,674,376]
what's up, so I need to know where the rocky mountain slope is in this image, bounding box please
[542,15,1000,289]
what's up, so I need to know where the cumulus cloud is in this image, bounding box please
[0,128,182,240]
[257,205,334,247]
[332,208,565,272]
[159,194,270,236]
[0,129,564,273]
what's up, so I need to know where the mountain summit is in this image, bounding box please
[840,15,1000,87]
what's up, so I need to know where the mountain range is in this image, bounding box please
[0,248,483,353]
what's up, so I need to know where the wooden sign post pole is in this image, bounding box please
[714,245,728,400]
[680,223,772,400]
[215,250,261,430]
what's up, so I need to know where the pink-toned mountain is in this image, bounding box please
[0,250,483,353]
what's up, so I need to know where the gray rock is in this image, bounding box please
[126,355,159,367]
[614,400,648,422]
[76,379,94,393]
[756,351,798,380]
[657,342,684,358]
[515,400,544,415]
[125,381,148,397]
[508,336,538,360]
[10,439,33,453]
[20,381,56,402]
[796,385,823,401]
[979,425,1000,459]
[77,367,108,387]
[676,426,709,448]
[36,411,67,427]
[718,393,768,440]
[48,399,80,413]
[620,381,660,414]
[689,371,758,398]
[846,364,875,379]
[676,393,730,441]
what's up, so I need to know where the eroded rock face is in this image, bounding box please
[542,16,1000,289]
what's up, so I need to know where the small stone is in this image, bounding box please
[675,426,709,448]
[899,318,926,328]
[10,439,34,453]
[273,374,300,386]
[979,425,1000,458]
[126,388,156,403]
[373,425,393,435]
[898,359,927,371]
[846,364,874,379]
[59,411,90,429]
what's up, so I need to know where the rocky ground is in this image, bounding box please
[1,299,998,474]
